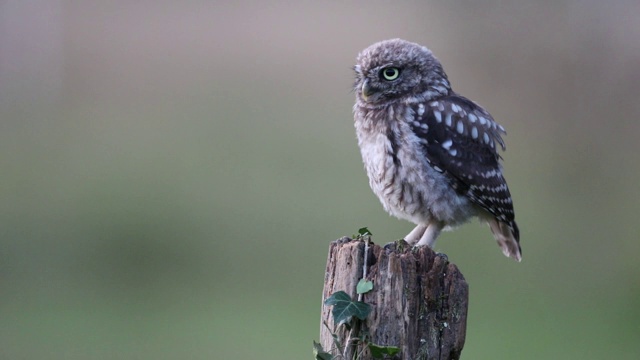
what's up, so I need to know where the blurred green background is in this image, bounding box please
[1,1,639,359]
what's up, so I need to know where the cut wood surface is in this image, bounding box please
[320,237,469,359]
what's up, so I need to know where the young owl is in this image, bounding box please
[353,39,521,261]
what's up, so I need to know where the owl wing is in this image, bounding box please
[409,95,518,239]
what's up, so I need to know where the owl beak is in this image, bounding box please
[361,80,376,101]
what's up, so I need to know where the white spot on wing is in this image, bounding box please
[483,133,490,144]
[456,120,464,134]
[468,113,477,123]
[417,103,425,116]
[471,126,478,139]
[442,139,453,150]
[479,116,487,125]
[445,113,452,127]
[434,111,442,123]
[449,149,457,156]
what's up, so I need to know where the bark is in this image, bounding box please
[320,237,468,360]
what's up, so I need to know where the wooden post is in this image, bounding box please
[320,237,469,360]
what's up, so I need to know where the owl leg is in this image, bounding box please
[415,222,444,247]
[404,224,427,245]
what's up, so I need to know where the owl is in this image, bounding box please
[353,39,521,261]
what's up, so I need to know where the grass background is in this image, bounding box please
[1,1,639,359]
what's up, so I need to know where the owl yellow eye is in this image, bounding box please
[381,67,400,81]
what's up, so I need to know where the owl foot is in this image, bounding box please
[404,224,427,245]
[415,222,443,247]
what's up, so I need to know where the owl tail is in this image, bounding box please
[487,218,522,262]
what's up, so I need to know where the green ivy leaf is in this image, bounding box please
[356,279,374,294]
[358,227,372,236]
[313,341,333,360]
[324,291,351,306]
[324,291,372,326]
[368,343,401,358]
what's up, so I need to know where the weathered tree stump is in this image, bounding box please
[320,237,468,359]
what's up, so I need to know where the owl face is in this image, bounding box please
[354,39,450,107]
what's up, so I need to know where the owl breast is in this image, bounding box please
[354,104,477,227]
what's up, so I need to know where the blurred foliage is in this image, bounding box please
[1,1,639,359]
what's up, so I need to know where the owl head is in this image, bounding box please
[354,39,451,107]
